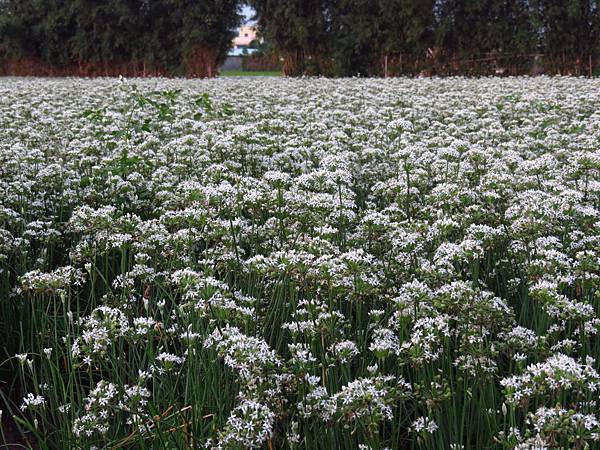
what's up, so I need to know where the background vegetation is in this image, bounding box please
[252,0,600,76]
[0,0,241,77]
[1,0,599,77]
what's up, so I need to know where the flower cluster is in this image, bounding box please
[3,76,600,449]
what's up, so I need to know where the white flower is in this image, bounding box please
[20,394,46,411]
[411,416,438,434]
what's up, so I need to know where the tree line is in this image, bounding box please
[0,0,240,77]
[1,0,599,77]
[251,0,600,76]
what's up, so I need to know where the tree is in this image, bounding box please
[531,0,598,74]
[0,0,49,64]
[327,0,435,76]
[0,0,242,76]
[248,0,332,75]
[377,0,435,75]
[432,0,538,74]
[170,0,241,77]
[68,0,141,74]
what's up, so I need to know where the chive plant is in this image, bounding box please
[0,76,599,449]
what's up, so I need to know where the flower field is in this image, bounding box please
[1,76,600,449]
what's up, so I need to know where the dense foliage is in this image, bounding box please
[250,0,600,76]
[1,76,599,449]
[0,0,241,76]
[1,0,599,77]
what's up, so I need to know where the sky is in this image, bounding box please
[242,5,256,24]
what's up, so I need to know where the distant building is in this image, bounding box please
[222,26,260,70]
[233,25,257,50]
